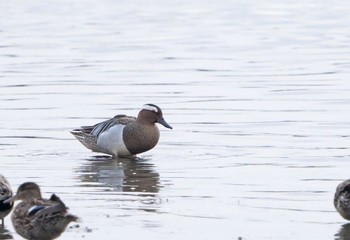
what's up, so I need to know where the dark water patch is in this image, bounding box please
[0,107,55,110]
[195,68,233,72]
[286,165,334,169]
[239,196,317,202]
[164,212,226,220]
[2,54,18,58]
[250,190,328,194]
[244,204,332,213]
[301,178,339,181]
[0,136,66,140]
[0,84,28,88]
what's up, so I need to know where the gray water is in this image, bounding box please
[1,0,350,239]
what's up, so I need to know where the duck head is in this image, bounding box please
[4,182,42,203]
[138,104,173,129]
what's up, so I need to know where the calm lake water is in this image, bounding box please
[1,1,350,239]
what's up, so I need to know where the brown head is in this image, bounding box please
[4,182,42,204]
[137,104,172,129]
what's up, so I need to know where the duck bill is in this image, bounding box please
[3,195,16,204]
[0,195,9,201]
[157,117,173,129]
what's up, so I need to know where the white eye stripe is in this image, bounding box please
[142,105,158,113]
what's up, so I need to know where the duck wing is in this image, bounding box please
[28,194,78,223]
[28,196,66,219]
[89,115,136,137]
[70,115,136,154]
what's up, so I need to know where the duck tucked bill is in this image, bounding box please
[70,104,172,157]
[0,174,13,226]
[335,179,350,220]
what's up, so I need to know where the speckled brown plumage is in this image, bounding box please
[7,182,78,240]
[0,174,13,225]
[123,121,160,155]
[335,179,350,220]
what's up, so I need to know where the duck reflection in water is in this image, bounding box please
[335,223,350,240]
[0,227,13,240]
[77,156,160,197]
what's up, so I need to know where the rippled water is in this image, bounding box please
[1,0,350,239]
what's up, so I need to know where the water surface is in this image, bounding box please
[1,1,350,239]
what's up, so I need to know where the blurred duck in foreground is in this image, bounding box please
[335,179,350,220]
[0,174,13,226]
[5,182,78,240]
[70,104,172,157]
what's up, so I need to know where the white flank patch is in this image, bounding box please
[142,104,158,112]
[97,125,130,156]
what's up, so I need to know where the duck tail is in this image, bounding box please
[67,214,80,223]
